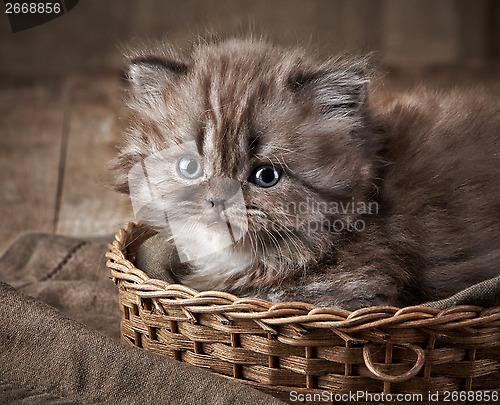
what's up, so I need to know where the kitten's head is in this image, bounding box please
[111,39,380,281]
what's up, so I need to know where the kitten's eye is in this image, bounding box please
[251,165,280,188]
[178,157,204,179]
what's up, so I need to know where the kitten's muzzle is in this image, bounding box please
[205,177,241,208]
[203,178,247,242]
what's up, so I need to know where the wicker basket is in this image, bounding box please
[106,223,500,403]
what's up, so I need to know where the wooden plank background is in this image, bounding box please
[1,0,499,78]
[0,0,499,253]
[0,85,64,247]
[0,76,132,252]
[54,76,131,237]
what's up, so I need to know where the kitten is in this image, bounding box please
[111,38,500,310]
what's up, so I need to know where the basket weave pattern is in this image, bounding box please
[106,223,500,402]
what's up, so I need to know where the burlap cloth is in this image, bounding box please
[425,275,500,309]
[0,232,283,405]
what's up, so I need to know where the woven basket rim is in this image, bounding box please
[105,222,500,334]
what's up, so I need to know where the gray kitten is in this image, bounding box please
[111,39,500,310]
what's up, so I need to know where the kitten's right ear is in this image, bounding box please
[288,59,369,116]
[127,56,188,96]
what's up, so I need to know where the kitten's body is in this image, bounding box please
[112,39,500,309]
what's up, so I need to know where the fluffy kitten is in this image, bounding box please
[111,39,500,310]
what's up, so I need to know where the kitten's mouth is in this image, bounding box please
[200,206,244,243]
[204,211,230,229]
[204,204,229,223]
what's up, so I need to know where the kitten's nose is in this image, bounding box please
[206,178,240,207]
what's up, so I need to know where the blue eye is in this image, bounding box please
[251,165,280,188]
[178,157,204,179]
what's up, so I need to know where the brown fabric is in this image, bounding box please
[425,275,500,309]
[0,233,283,405]
[0,233,121,339]
[135,228,180,283]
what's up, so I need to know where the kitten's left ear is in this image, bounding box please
[127,56,189,96]
[288,60,369,115]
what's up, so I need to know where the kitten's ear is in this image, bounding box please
[127,56,188,96]
[288,60,369,115]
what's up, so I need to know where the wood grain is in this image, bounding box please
[1,0,499,79]
[0,84,64,252]
[54,75,132,237]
